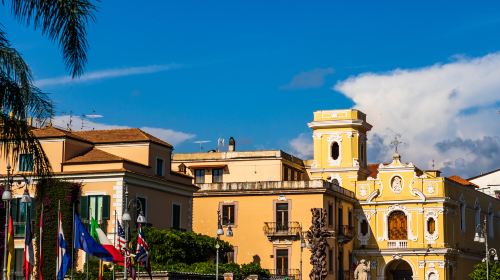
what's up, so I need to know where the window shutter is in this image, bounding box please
[10,199,18,222]
[102,195,110,220]
[80,196,89,221]
[30,200,36,222]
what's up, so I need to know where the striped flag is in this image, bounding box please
[135,225,152,279]
[56,212,71,280]
[116,221,127,252]
[23,207,34,280]
[7,216,14,280]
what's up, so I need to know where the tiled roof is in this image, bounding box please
[367,163,379,178]
[31,126,91,142]
[72,128,173,148]
[448,175,478,188]
[64,148,124,164]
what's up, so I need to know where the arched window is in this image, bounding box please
[331,142,340,160]
[360,219,369,236]
[388,211,407,240]
[427,217,436,234]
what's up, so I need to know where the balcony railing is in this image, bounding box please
[387,240,408,248]
[269,269,300,280]
[263,222,301,240]
[337,225,354,244]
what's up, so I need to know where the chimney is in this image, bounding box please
[228,137,236,152]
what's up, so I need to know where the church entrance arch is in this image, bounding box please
[384,259,413,280]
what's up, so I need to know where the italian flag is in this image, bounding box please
[90,218,124,266]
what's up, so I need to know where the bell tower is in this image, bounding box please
[307,109,372,191]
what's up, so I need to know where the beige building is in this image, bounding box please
[176,109,500,280]
[173,149,356,280]
[5,125,197,276]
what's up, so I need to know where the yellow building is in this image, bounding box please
[173,149,357,280]
[178,109,500,280]
[4,125,197,276]
[309,109,500,280]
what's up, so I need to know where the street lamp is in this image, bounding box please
[216,210,233,280]
[300,229,306,280]
[474,215,499,280]
[2,165,12,280]
[122,184,147,280]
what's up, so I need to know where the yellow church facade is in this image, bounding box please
[308,109,500,280]
[176,108,500,280]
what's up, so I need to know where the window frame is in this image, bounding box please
[221,204,236,226]
[194,169,205,184]
[18,154,34,172]
[155,157,165,176]
[212,168,224,183]
[172,203,181,230]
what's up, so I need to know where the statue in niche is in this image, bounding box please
[306,208,333,280]
[391,176,403,193]
[354,259,370,280]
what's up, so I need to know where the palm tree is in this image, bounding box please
[0,0,96,175]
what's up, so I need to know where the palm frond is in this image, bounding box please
[0,32,53,176]
[10,0,97,77]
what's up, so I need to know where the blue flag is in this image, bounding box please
[57,213,71,280]
[73,213,113,261]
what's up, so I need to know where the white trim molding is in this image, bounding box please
[382,204,417,241]
[327,134,342,166]
[424,210,439,243]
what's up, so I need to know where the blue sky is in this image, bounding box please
[3,1,500,176]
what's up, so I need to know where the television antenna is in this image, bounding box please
[217,138,225,152]
[194,140,211,151]
[81,110,103,130]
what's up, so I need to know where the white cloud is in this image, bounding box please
[52,115,195,146]
[334,53,500,177]
[289,133,314,159]
[36,64,181,87]
[281,67,334,90]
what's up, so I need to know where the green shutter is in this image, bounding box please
[30,200,36,222]
[10,199,18,222]
[102,195,110,220]
[80,196,89,221]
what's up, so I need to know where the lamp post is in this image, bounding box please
[122,184,147,280]
[474,215,499,280]
[300,230,306,280]
[2,165,12,280]
[215,210,233,280]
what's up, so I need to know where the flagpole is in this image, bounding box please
[86,208,90,280]
[56,201,60,279]
[39,203,43,280]
[113,211,116,280]
[71,203,75,280]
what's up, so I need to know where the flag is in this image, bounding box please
[73,213,113,262]
[116,221,126,252]
[7,216,14,280]
[56,212,71,280]
[135,225,152,280]
[90,218,124,265]
[23,206,34,280]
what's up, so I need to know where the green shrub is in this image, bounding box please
[469,262,500,280]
